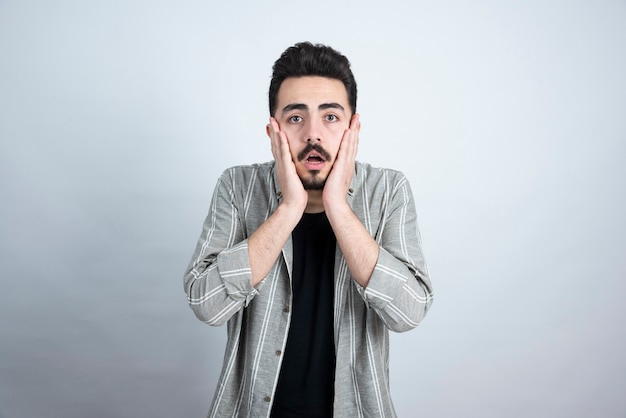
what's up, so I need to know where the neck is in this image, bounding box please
[305,190,324,213]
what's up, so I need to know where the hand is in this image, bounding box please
[267,117,308,213]
[323,113,360,211]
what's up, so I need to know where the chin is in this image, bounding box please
[301,172,326,190]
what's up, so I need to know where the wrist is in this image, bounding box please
[275,200,305,226]
[323,199,352,223]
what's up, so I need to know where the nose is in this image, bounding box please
[306,118,322,142]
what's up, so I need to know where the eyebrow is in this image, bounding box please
[281,103,308,114]
[319,102,345,112]
[281,102,345,115]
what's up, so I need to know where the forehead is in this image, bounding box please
[277,76,349,109]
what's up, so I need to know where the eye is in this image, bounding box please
[325,114,338,122]
[288,115,303,123]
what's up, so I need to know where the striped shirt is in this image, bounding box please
[184,161,434,418]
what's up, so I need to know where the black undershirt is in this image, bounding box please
[271,212,337,418]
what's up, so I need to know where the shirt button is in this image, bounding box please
[283,306,290,313]
[275,350,281,356]
[264,396,271,402]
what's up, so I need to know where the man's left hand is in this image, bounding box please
[323,113,360,210]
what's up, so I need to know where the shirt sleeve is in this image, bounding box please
[183,170,259,326]
[356,173,434,332]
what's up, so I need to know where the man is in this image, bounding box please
[184,41,433,418]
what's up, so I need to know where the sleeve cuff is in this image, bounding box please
[217,240,258,306]
[356,247,408,310]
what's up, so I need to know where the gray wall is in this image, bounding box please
[1,1,624,417]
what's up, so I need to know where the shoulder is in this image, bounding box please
[215,162,277,203]
[219,161,275,182]
[350,162,416,221]
[355,161,408,188]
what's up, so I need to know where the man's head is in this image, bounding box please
[269,42,357,117]
[267,42,360,192]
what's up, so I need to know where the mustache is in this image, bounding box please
[297,143,332,162]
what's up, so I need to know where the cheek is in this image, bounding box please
[280,125,302,144]
[283,135,301,159]
[330,146,342,162]
[326,125,347,152]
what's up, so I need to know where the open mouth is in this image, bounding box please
[305,153,325,163]
[298,144,331,163]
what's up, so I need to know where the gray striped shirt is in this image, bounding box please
[184,161,434,417]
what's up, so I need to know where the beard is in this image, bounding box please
[301,171,326,190]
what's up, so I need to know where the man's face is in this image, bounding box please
[274,76,352,190]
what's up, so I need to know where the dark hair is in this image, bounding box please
[269,42,357,116]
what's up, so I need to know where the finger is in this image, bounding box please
[350,114,361,149]
[268,118,284,156]
[268,118,280,143]
[268,118,294,167]
[269,117,281,135]
[339,115,360,161]
[350,113,361,131]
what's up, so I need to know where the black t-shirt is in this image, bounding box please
[271,212,337,418]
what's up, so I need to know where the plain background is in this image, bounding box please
[1,1,625,417]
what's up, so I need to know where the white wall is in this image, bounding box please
[1,1,624,417]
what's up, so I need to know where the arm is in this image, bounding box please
[323,114,379,288]
[183,171,256,326]
[362,175,434,332]
[324,115,433,332]
[249,118,307,285]
[184,119,307,325]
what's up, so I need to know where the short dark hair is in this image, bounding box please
[269,42,357,116]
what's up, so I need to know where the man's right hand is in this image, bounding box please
[267,117,308,214]
[247,119,308,286]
